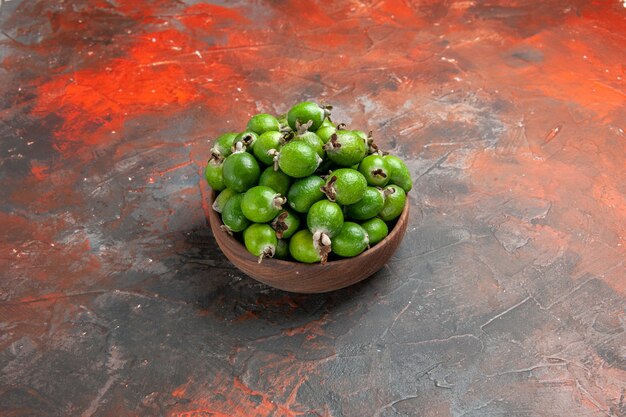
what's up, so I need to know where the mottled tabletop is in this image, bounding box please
[1,1,625,416]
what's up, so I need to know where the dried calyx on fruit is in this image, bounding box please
[205,100,413,263]
[307,200,344,264]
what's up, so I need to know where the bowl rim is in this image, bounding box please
[208,190,410,268]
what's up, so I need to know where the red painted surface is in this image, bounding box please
[1,0,625,416]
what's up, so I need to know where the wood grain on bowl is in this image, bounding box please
[208,192,409,293]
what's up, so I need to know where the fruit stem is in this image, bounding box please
[383,187,396,197]
[367,135,382,155]
[273,196,287,210]
[281,130,295,143]
[211,199,222,213]
[319,104,333,121]
[371,168,387,178]
[233,141,246,153]
[323,134,341,151]
[258,246,275,264]
[312,230,332,265]
[241,133,254,147]
[319,175,337,202]
[271,211,289,239]
[295,119,313,135]
[220,225,233,236]
[209,148,223,162]
[268,149,280,171]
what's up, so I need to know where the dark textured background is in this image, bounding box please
[0,1,625,416]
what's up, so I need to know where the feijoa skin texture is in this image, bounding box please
[205,158,225,191]
[246,113,280,135]
[331,222,369,258]
[360,217,388,246]
[325,131,367,167]
[211,132,238,159]
[384,155,413,192]
[233,131,259,153]
[352,130,368,140]
[346,187,384,220]
[243,223,277,260]
[287,102,326,131]
[278,141,322,178]
[307,200,344,237]
[295,131,325,158]
[359,154,391,187]
[221,194,250,233]
[379,184,406,221]
[212,188,237,213]
[289,230,321,263]
[222,152,261,192]
[319,118,335,129]
[287,175,326,213]
[271,210,301,239]
[258,166,291,196]
[316,126,336,144]
[254,131,283,166]
[322,168,367,206]
[241,186,284,223]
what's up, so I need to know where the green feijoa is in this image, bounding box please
[307,200,344,263]
[379,184,406,221]
[271,209,301,239]
[275,239,290,260]
[325,130,368,167]
[258,166,292,196]
[346,187,384,220]
[254,131,283,166]
[210,132,238,160]
[306,200,343,237]
[243,223,278,263]
[232,131,259,153]
[222,151,261,192]
[360,218,388,246]
[221,194,250,233]
[316,125,336,144]
[352,130,369,140]
[320,168,367,206]
[287,101,327,132]
[331,222,369,258]
[384,155,413,192]
[287,175,326,213]
[205,158,225,191]
[319,118,335,129]
[359,154,391,187]
[212,188,237,213]
[294,131,325,158]
[307,200,344,238]
[276,141,322,178]
[246,113,280,135]
[289,229,321,263]
[241,186,286,223]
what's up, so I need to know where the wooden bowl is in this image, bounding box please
[208,192,409,293]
